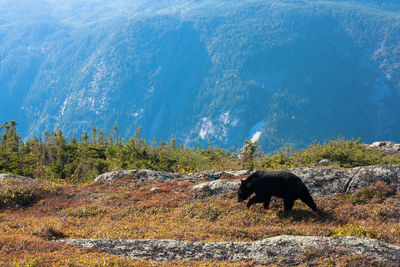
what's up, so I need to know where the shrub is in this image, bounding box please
[331,224,379,239]
[185,203,222,222]
[175,164,193,174]
[260,146,296,170]
[260,137,400,169]
[60,205,107,218]
[0,178,59,208]
[13,257,46,267]
[294,137,399,167]
[350,187,376,205]
[36,227,66,240]
[350,182,396,205]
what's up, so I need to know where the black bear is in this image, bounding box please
[238,170,319,212]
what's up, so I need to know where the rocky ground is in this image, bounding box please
[56,164,400,264]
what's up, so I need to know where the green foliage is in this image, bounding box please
[293,137,391,167]
[1,122,400,183]
[0,121,240,182]
[260,137,400,169]
[240,140,260,170]
[260,146,296,170]
[0,121,21,174]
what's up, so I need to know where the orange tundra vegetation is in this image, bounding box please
[0,175,399,266]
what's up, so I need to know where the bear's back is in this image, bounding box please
[253,170,300,182]
[250,171,302,197]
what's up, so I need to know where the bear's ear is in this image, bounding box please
[241,180,244,184]
[245,182,252,188]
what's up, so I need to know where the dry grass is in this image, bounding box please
[0,176,399,266]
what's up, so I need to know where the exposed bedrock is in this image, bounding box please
[62,235,400,264]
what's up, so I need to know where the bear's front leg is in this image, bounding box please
[247,195,262,208]
[263,194,271,209]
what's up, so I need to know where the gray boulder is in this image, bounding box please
[224,170,252,176]
[0,173,34,181]
[135,169,182,182]
[291,164,400,198]
[94,170,137,182]
[346,165,400,193]
[192,179,241,195]
[95,169,252,183]
[94,169,183,182]
[369,141,400,155]
[289,167,350,198]
[186,170,223,180]
[61,235,400,264]
[315,159,335,167]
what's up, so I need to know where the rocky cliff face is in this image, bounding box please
[1,0,400,152]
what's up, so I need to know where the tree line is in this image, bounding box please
[0,121,242,182]
[2,120,399,183]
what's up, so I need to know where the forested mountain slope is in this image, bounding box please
[1,0,399,152]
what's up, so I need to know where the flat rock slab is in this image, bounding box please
[61,235,400,264]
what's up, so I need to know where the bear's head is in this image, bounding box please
[238,180,253,202]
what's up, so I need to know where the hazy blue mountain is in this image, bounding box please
[1,0,399,152]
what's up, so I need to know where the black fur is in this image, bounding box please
[238,171,319,212]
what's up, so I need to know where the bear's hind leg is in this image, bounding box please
[299,192,318,212]
[283,197,295,211]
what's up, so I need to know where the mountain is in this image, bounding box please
[1,0,399,152]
